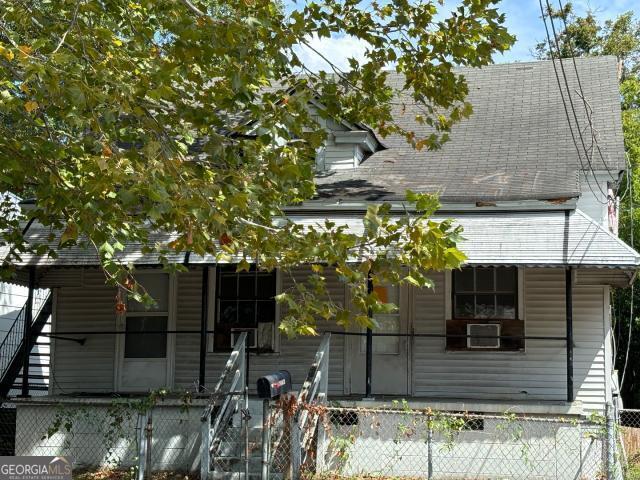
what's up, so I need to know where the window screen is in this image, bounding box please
[124,273,170,359]
[125,316,168,358]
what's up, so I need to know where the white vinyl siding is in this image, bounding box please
[573,285,608,411]
[50,269,117,393]
[412,269,607,412]
[319,144,359,171]
[46,267,608,411]
[576,172,610,228]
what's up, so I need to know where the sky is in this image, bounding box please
[292,0,638,70]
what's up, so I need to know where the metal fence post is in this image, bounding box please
[605,402,617,480]
[243,386,250,480]
[201,413,211,480]
[136,410,151,480]
[316,415,327,473]
[144,411,153,477]
[427,413,433,479]
[262,399,271,480]
[290,413,301,480]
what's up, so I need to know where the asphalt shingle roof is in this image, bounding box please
[315,56,626,202]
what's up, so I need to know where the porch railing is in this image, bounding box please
[282,332,331,480]
[199,331,248,480]
[0,288,51,397]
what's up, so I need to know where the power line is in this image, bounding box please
[538,0,610,206]
[555,0,619,184]
[542,0,611,204]
[621,153,635,391]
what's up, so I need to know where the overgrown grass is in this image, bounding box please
[628,459,640,480]
[73,469,195,480]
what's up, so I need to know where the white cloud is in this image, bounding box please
[293,34,370,72]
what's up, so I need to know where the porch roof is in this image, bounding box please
[5,210,638,274]
[289,209,640,270]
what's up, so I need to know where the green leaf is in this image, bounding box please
[59,222,78,246]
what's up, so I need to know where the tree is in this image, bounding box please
[0,0,514,336]
[534,2,640,406]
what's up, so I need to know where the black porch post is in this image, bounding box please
[198,266,209,392]
[365,273,373,398]
[566,267,574,403]
[20,266,36,398]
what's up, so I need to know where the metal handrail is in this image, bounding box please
[0,289,50,379]
[200,332,247,480]
[291,332,331,477]
[298,332,331,407]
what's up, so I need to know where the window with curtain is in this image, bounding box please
[447,267,523,351]
[214,266,277,352]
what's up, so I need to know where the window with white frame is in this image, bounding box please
[124,273,170,358]
[214,266,277,352]
[448,267,523,351]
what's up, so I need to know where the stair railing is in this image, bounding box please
[291,332,331,478]
[0,289,50,382]
[200,331,248,480]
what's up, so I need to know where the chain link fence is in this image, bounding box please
[0,398,630,479]
[619,408,640,480]
[0,398,203,479]
[264,401,612,480]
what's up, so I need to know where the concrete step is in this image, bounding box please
[213,441,262,458]
[209,469,283,480]
[217,426,263,442]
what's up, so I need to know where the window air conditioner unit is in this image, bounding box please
[467,323,500,349]
[231,328,258,349]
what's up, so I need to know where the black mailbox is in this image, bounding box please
[257,370,292,399]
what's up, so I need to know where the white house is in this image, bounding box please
[0,56,636,476]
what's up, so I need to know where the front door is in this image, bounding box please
[116,272,175,392]
[349,284,409,396]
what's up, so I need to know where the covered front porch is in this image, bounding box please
[1,207,637,414]
[5,265,620,414]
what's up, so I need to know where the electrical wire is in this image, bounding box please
[542,0,611,203]
[555,0,619,184]
[620,155,635,391]
[538,0,610,205]
[541,0,633,392]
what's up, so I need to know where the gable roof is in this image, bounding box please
[315,56,625,203]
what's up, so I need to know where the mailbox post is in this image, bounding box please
[258,371,293,480]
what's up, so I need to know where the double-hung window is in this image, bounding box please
[447,267,523,351]
[214,266,277,352]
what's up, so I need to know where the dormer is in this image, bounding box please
[307,100,383,172]
[317,129,380,171]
